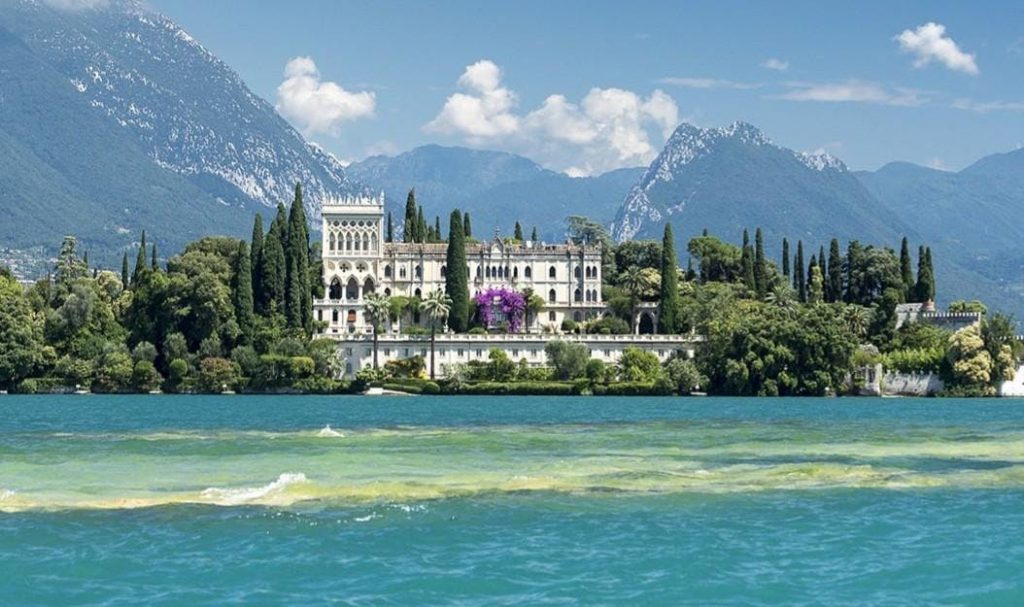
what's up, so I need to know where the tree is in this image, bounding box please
[416,206,427,244]
[664,354,705,394]
[827,238,843,303]
[403,189,417,243]
[794,241,805,302]
[131,231,148,287]
[514,221,524,241]
[544,340,590,380]
[618,347,662,382]
[900,237,914,300]
[463,212,472,239]
[754,228,767,298]
[250,214,265,310]
[151,243,159,272]
[741,229,755,292]
[0,273,45,389]
[445,210,470,332]
[808,264,824,304]
[434,216,442,242]
[285,184,311,333]
[420,289,452,379]
[363,292,391,370]
[531,226,538,241]
[233,240,254,343]
[845,241,864,303]
[386,211,394,243]
[658,224,679,334]
[261,211,287,314]
[782,238,790,279]
[196,357,238,393]
[121,252,129,289]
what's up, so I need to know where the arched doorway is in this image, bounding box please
[638,312,655,335]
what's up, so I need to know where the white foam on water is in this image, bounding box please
[353,512,380,522]
[200,473,308,506]
[316,425,344,438]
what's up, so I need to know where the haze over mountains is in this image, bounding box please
[1,0,1022,315]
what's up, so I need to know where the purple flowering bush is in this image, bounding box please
[474,288,527,333]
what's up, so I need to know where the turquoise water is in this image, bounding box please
[2,396,1023,605]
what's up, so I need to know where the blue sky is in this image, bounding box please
[151,0,1024,174]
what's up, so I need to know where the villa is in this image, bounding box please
[313,195,697,377]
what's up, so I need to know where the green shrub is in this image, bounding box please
[166,358,189,393]
[196,357,239,393]
[457,381,578,395]
[560,319,577,333]
[382,379,441,395]
[592,381,673,396]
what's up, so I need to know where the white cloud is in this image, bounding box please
[896,22,979,75]
[424,60,519,139]
[425,59,679,175]
[776,80,927,106]
[275,57,376,137]
[952,98,1024,113]
[761,58,789,71]
[656,77,759,90]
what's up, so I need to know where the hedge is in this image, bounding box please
[382,379,441,395]
[455,381,579,396]
[12,378,76,394]
[592,382,674,396]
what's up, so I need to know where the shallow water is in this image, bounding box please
[2,395,1023,604]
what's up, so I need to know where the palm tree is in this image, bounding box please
[618,265,648,334]
[363,292,391,370]
[420,289,452,379]
[845,305,870,341]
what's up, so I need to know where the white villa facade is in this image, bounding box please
[313,195,696,378]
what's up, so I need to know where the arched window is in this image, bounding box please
[329,233,336,252]
[345,277,359,301]
[548,311,556,322]
[549,266,557,279]
[585,289,591,302]
[574,288,582,302]
[513,266,518,278]
[415,265,423,279]
[354,236,360,251]
[476,266,482,278]
[485,266,491,278]
[384,264,392,278]
[384,288,391,297]
[400,267,407,278]
[548,289,556,303]
[332,310,339,323]
[574,311,582,322]
[362,233,370,252]
[345,234,352,251]
[574,266,582,279]
[440,265,447,278]
[414,288,422,299]
[524,266,532,279]
[505,266,510,278]
[317,309,323,321]
[363,277,375,296]
[329,277,342,300]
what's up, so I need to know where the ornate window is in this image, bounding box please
[524,266,532,279]
[548,289,556,303]
[440,265,447,278]
[575,266,582,279]
[345,277,359,301]
[329,277,342,300]
[574,288,582,302]
[549,266,556,279]
[415,265,423,279]
[384,264,392,278]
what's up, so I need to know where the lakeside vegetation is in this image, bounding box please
[0,184,1019,396]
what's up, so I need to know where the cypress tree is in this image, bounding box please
[927,247,936,301]
[531,226,538,241]
[794,240,806,302]
[782,238,790,278]
[754,228,766,297]
[416,207,427,244]
[233,240,254,342]
[386,211,394,243]
[846,241,864,304]
[151,243,159,272]
[818,245,826,278]
[900,237,914,299]
[121,252,129,288]
[741,229,755,291]
[686,257,695,281]
[658,224,679,333]
[250,214,264,311]
[261,217,287,314]
[514,221,524,241]
[445,210,470,332]
[827,238,843,303]
[463,212,472,239]
[435,216,442,242]
[403,189,417,243]
[286,183,311,332]
[131,230,148,286]
[82,251,89,269]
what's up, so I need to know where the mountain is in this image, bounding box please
[346,145,642,240]
[612,121,911,251]
[611,121,1023,316]
[0,0,358,272]
[856,150,1024,307]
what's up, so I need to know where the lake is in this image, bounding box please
[2,395,1023,605]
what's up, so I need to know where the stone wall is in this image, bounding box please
[882,372,944,396]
